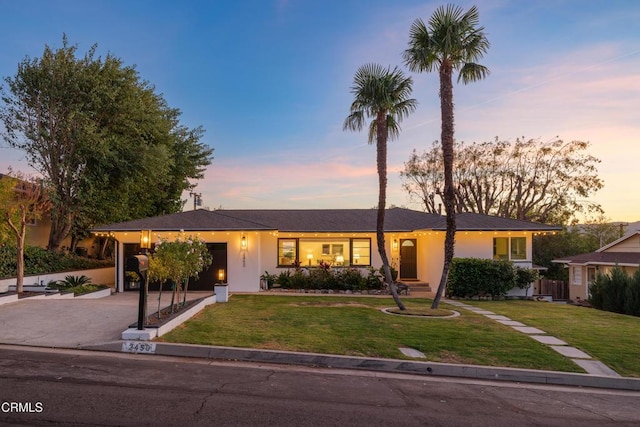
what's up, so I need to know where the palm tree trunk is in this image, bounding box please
[432,61,457,309]
[376,114,406,311]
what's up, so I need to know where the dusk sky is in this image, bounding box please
[1,0,638,222]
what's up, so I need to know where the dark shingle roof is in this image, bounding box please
[92,207,560,233]
[554,252,640,266]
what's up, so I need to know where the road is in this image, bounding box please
[1,345,639,426]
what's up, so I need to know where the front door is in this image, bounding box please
[399,239,417,280]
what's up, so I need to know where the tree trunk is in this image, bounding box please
[432,61,457,309]
[48,208,72,252]
[376,113,406,310]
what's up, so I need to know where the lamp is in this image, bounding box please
[336,255,344,265]
[392,239,398,251]
[140,230,151,250]
[218,269,225,283]
[354,254,360,264]
[306,253,313,266]
[241,235,248,250]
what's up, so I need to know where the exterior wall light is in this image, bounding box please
[140,229,152,250]
[392,239,399,251]
[241,235,248,250]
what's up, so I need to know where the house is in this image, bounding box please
[91,207,560,294]
[554,231,640,301]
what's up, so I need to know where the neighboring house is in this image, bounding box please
[554,231,640,301]
[91,207,560,294]
[0,172,96,255]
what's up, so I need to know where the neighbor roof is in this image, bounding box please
[553,252,640,267]
[92,207,560,233]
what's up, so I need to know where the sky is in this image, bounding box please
[0,0,639,222]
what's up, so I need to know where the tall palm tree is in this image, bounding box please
[403,4,490,308]
[344,63,417,310]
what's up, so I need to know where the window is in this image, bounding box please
[351,239,371,266]
[493,238,509,260]
[277,237,371,267]
[278,239,297,266]
[493,237,527,261]
[572,266,582,285]
[510,237,526,260]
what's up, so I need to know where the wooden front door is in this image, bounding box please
[399,239,417,280]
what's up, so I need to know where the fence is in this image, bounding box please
[537,279,569,300]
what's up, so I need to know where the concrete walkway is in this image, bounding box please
[444,299,621,377]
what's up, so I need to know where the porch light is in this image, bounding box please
[241,235,248,250]
[392,239,399,251]
[140,229,152,250]
[218,269,225,282]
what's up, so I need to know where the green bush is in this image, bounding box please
[515,267,540,296]
[602,267,629,314]
[271,266,384,292]
[0,245,113,278]
[588,274,605,309]
[625,270,640,317]
[589,267,640,317]
[447,258,517,298]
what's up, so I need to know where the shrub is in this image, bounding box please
[378,265,398,282]
[590,268,640,317]
[0,244,112,278]
[336,268,367,291]
[625,270,640,317]
[588,274,605,309]
[270,266,380,291]
[602,267,629,314]
[447,258,516,298]
[515,267,540,297]
[57,275,93,288]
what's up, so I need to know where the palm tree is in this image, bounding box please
[344,63,417,310]
[403,4,490,308]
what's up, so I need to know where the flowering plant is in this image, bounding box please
[148,234,212,314]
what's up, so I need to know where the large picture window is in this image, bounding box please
[277,237,371,267]
[493,237,527,261]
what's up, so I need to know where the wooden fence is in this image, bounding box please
[537,279,569,300]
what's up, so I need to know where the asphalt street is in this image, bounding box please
[1,346,640,426]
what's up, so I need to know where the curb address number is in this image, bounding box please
[122,341,156,354]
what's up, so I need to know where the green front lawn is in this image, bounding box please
[462,300,640,377]
[158,295,582,373]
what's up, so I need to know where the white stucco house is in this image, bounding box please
[554,231,640,301]
[91,207,560,294]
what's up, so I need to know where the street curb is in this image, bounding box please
[81,341,640,392]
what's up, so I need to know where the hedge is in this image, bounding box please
[0,245,113,279]
[589,267,640,317]
[447,258,538,298]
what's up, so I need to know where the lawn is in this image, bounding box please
[462,300,640,377]
[158,295,582,373]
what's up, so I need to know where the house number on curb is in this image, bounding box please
[122,341,156,354]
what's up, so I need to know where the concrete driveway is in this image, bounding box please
[0,291,213,348]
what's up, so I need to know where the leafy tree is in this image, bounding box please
[148,235,212,315]
[404,4,490,308]
[0,171,50,292]
[532,229,600,281]
[401,138,603,224]
[0,35,213,251]
[344,63,417,311]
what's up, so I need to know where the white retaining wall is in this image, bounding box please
[0,267,115,293]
